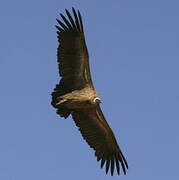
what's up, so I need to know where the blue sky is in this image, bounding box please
[0,0,179,179]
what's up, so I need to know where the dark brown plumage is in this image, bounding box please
[51,7,128,176]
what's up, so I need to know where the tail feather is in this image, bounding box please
[57,108,71,119]
[51,84,71,119]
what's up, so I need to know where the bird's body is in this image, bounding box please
[51,8,128,176]
[55,86,100,109]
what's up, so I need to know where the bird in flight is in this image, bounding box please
[51,7,128,176]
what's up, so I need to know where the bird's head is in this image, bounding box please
[92,97,101,104]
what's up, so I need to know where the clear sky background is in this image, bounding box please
[0,0,179,179]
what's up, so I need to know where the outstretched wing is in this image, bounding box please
[54,8,93,96]
[72,105,128,176]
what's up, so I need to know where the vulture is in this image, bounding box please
[51,8,128,176]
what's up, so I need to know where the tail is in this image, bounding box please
[51,84,71,119]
